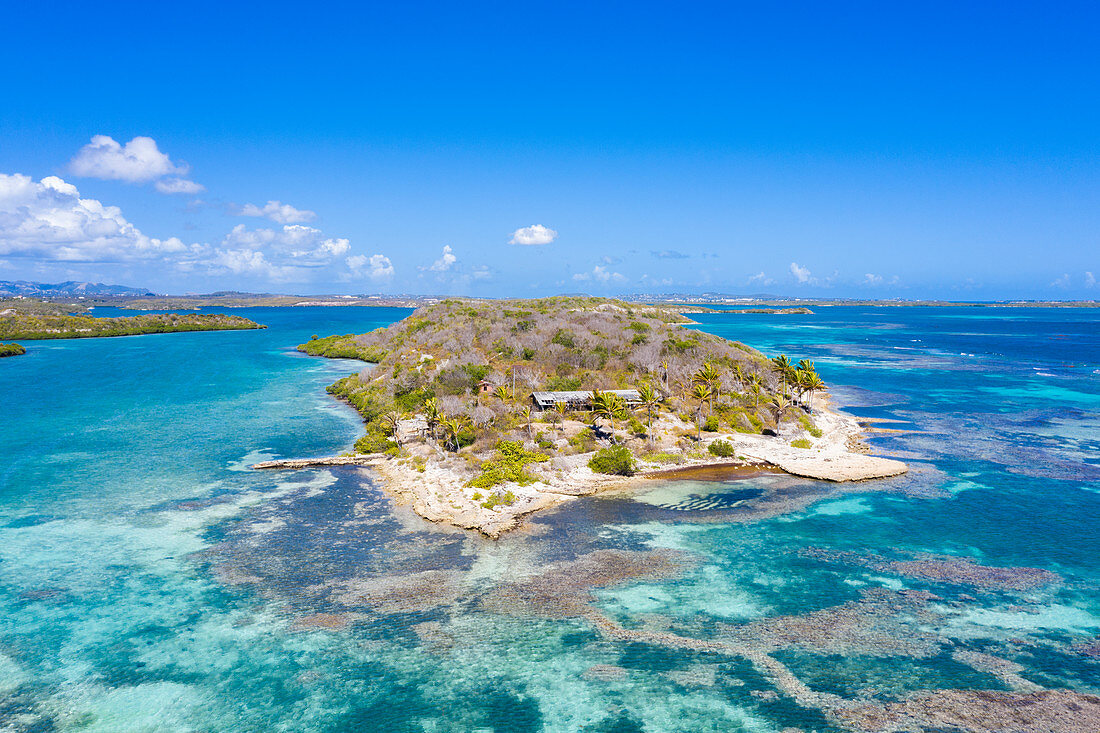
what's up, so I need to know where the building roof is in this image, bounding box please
[530,389,642,408]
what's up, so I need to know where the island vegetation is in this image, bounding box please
[0,305,266,340]
[281,296,904,537]
[0,342,26,358]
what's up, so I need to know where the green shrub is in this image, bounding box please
[798,413,824,438]
[628,417,647,437]
[588,446,636,476]
[537,439,555,450]
[569,427,596,452]
[466,441,549,489]
[642,451,683,464]
[791,438,813,449]
[703,415,720,432]
[354,431,398,454]
[551,330,577,348]
[545,375,582,391]
[480,490,517,510]
[708,439,736,457]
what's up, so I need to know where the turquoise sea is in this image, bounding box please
[1,305,1098,731]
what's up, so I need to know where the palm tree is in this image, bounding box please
[690,383,712,439]
[769,394,792,426]
[635,383,661,434]
[439,416,469,452]
[694,362,721,406]
[748,379,763,408]
[520,406,532,438]
[492,385,512,404]
[731,363,747,395]
[591,390,627,434]
[660,360,670,391]
[803,371,826,412]
[771,355,794,398]
[423,398,441,440]
[381,411,402,443]
[555,402,568,434]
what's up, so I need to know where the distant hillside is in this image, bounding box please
[0,280,155,297]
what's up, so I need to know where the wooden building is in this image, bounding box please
[530,389,642,411]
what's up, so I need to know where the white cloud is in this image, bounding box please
[154,177,205,195]
[1086,271,1096,288]
[428,245,457,272]
[471,265,492,280]
[0,172,359,283]
[175,223,353,282]
[218,224,349,265]
[748,271,774,286]
[1051,273,1071,288]
[237,200,316,224]
[69,135,187,183]
[347,254,394,281]
[0,173,188,261]
[572,265,626,283]
[509,224,557,246]
[790,262,813,284]
[864,273,883,286]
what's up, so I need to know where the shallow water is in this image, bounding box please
[1,305,1098,731]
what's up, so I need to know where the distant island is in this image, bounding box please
[266,296,905,537]
[719,307,814,315]
[0,300,265,340]
[0,342,25,358]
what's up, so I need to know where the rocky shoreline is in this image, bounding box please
[252,396,906,538]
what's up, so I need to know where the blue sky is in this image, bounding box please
[1,1,1097,298]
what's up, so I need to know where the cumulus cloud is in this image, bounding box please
[1086,271,1096,288]
[748,271,774,286]
[154,177,205,195]
[790,262,814,284]
[218,224,348,264]
[0,173,188,261]
[0,172,360,283]
[177,224,352,282]
[69,135,187,183]
[864,273,883,286]
[572,265,626,283]
[347,254,394,281]
[651,249,689,259]
[237,200,316,224]
[509,224,557,245]
[428,245,457,272]
[1051,273,1071,288]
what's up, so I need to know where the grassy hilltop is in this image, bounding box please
[300,297,826,466]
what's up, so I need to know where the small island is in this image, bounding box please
[0,300,266,340]
[0,342,25,358]
[273,297,905,537]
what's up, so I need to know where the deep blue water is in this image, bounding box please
[1,305,1098,732]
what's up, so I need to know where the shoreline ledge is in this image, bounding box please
[252,398,906,539]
